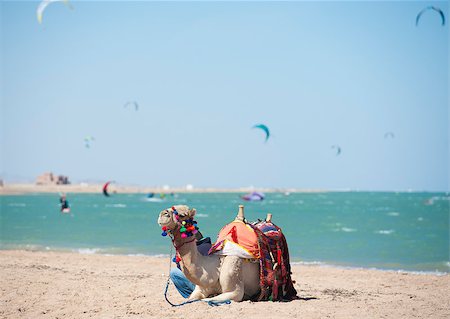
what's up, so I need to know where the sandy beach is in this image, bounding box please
[0,250,449,319]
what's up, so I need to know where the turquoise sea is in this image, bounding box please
[1,192,449,273]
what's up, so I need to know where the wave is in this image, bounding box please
[387,212,400,216]
[331,224,357,232]
[375,229,395,235]
[291,260,449,276]
[105,204,127,208]
[75,248,102,254]
[8,203,26,207]
[291,261,325,266]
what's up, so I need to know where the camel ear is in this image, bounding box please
[173,205,190,218]
[188,208,196,218]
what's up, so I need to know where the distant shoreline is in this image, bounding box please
[0,183,447,195]
[0,183,326,195]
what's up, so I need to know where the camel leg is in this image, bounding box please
[188,285,208,300]
[203,256,244,302]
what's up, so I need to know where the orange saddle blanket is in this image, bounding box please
[209,220,260,259]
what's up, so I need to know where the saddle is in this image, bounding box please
[250,220,298,301]
[209,217,298,301]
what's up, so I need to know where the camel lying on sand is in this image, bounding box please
[157,205,260,302]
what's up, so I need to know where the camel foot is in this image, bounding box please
[202,290,244,302]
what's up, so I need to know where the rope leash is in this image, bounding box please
[163,278,230,307]
[163,243,200,306]
[163,277,202,307]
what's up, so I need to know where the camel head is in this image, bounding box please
[158,205,197,235]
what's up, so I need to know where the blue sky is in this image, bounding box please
[1,1,448,191]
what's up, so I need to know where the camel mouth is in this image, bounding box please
[157,214,172,227]
[157,218,169,227]
[157,208,177,230]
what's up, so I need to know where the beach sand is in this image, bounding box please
[1,250,449,319]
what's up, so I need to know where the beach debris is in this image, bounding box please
[252,124,270,143]
[37,0,72,24]
[384,132,395,139]
[331,145,341,156]
[84,136,95,148]
[102,181,114,197]
[322,288,359,300]
[124,101,139,111]
[416,6,446,26]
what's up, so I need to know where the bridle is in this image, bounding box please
[173,236,196,250]
[161,206,199,262]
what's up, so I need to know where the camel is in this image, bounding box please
[157,205,261,302]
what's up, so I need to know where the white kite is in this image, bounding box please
[37,0,71,24]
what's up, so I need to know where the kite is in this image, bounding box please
[384,132,395,139]
[331,145,341,156]
[252,124,270,143]
[84,136,95,148]
[124,101,139,111]
[102,181,114,197]
[37,0,71,24]
[416,6,446,26]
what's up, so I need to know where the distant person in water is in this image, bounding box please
[59,194,70,212]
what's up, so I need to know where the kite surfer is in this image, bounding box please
[60,193,70,213]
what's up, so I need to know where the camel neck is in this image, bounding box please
[176,239,204,285]
[174,237,196,250]
[171,231,199,261]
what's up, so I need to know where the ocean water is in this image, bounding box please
[1,192,449,273]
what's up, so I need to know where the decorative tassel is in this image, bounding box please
[161,226,168,237]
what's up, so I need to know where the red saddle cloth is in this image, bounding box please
[250,220,298,301]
